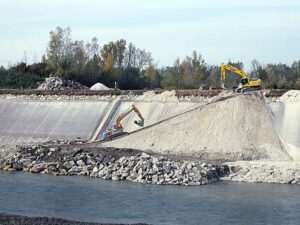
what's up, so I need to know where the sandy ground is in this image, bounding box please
[103,94,291,162]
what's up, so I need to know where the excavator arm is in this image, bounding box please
[115,104,144,131]
[220,63,248,89]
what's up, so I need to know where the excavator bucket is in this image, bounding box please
[134,118,144,127]
[220,82,226,89]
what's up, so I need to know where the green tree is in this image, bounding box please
[101,39,126,70]
[46,26,73,74]
[161,58,181,89]
[143,64,161,88]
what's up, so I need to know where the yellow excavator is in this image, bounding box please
[101,104,144,141]
[221,63,262,93]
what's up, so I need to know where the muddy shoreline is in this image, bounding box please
[0,213,148,225]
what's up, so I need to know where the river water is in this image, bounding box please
[0,171,299,225]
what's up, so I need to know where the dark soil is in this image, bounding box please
[36,144,143,164]
[32,141,225,165]
[0,89,223,97]
[0,89,150,96]
[175,89,222,97]
[264,89,289,97]
[0,213,148,225]
[0,88,289,98]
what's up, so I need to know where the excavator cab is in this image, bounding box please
[240,78,249,85]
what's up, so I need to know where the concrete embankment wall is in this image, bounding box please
[268,102,300,160]
[0,100,110,146]
[0,95,201,146]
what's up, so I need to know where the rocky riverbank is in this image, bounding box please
[221,161,300,184]
[0,144,229,186]
[0,213,147,225]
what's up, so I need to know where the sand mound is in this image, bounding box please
[103,95,291,162]
[135,91,178,102]
[90,83,110,91]
[280,90,300,102]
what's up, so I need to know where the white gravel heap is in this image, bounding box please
[90,83,111,91]
[280,90,300,102]
[135,90,178,102]
[37,76,88,90]
[222,161,300,184]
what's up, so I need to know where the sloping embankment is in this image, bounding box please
[0,100,110,146]
[103,94,291,162]
[0,91,203,146]
[267,90,300,161]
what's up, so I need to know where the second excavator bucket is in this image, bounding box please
[221,82,226,89]
[134,118,144,127]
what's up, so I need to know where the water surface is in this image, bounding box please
[0,171,299,225]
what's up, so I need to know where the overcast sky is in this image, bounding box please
[0,0,299,70]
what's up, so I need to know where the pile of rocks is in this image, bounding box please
[37,76,88,90]
[221,161,300,184]
[0,145,229,186]
[42,139,87,145]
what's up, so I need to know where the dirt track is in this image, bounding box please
[0,89,221,97]
[0,88,287,97]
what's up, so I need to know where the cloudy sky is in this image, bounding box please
[0,0,299,70]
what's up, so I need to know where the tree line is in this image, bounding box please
[0,26,299,90]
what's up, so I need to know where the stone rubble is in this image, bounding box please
[37,76,88,90]
[0,94,114,102]
[221,161,300,184]
[0,145,229,186]
[0,90,232,103]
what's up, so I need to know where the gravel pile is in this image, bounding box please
[90,83,111,91]
[37,76,88,90]
[279,90,300,102]
[0,144,229,186]
[221,161,300,184]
